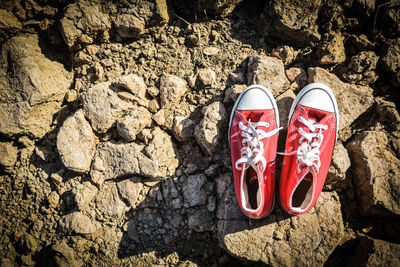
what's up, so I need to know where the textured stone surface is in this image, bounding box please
[265,0,322,46]
[320,33,346,65]
[182,174,212,207]
[173,116,195,141]
[60,0,111,50]
[57,110,96,172]
[113,0,169,39]
[194,102,227,155]
[51,241,83,267]
[197,68,216,88]
[144,127,179,178]
[307,67,374,132]
[223,84,247,104]
[346,237,400,267]
[90,142,158,186]
[72,181,98,211]
[343,51,379,85]
[116,106,152,142]
[247,55,290,96]
[0,34,72,138]
[0,9,22,42]
[116,74,147,103]
[159,74,188,108]
[59,212,99,234]
[0,142,18,168]
[117,177,143,207]
[95,183,126,220]
[80,81,133,133]
[114,14,145,39]
[217,189,344,265]
[285,67,307,90]
[326,142,351,184]
[347,130,400,217]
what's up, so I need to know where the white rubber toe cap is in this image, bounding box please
[298,87,335,113]
[237,87,273,110]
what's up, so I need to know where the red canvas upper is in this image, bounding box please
[230,109,278,219]
[279,104,337,214]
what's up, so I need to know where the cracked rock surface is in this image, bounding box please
[1,0,399,266]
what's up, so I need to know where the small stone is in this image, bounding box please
[145,127,179,178]
[182,174,209,207]
[113,14,145,39]
[171,198,182,209]
[173,116,195,141]
[271,45,299,65]
[147,86,159,97]
[285,67,307,90]
[65,90,78,102]
[94,62,104,81]
[326,142,351,184]
[307,67,374,132]
[0,34,72,138]
[126,220,138,240]
[197,68,216,88]
[116,107,152,142]
[347,130,400,216]
[205,164,220,177]
[188,209,214,232]
[159,74,188,108]
[203,46,220,56]
[81,81,134,133]
[18,234,37,254]
[72,182,98,211]
[47,191,60,208]
[95,183,126,219]
[265,0,321,46]
[57,109,96,172]
[148,99,160,113]
[228,72,245,84]
[0,142,18,167]
[90,142,158,186]
[343,51,379,85]
[153,109,166,126]
[60,1,111,50]
[59,212,99,234]
[223,84,247,104]
[117,177,143,207]
[320,33,346,65]
[247,55,290,96]
[137,128,153,144]
[187,34,199,46]
[186,76,196,88]
[117,74,147,101]
[194,102,227,154]
[51,241,83,267]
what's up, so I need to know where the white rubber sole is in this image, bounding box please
[228,85,280,146]
[288,83,339,144]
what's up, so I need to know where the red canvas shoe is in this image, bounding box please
[279,83,339,215]
[229,85,281,219]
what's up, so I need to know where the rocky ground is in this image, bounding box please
[0,0,400,266]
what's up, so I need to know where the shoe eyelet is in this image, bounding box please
[271,169,274,174]
[297,168,301,173]
[282,161,285,166]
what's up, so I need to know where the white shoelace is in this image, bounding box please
[279,116,328,173]
[235,119,282,172]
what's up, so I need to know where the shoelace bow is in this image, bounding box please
[279,116,328,173]
[235,119,282,172]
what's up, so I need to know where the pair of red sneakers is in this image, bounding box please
[228,84,339,219]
